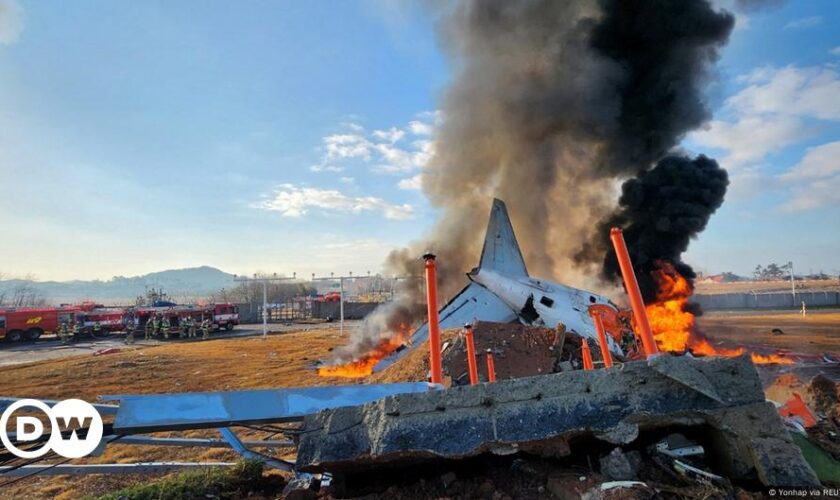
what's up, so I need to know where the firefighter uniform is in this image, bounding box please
[153,316,161,337]
[92,321,102,338]
[58,323,71,344]
[185,318,196,338]
[144,319,154,340]
[125,321,135,344]
[71,321,81,341]
[201,319,210,340]
[161,317,170,339]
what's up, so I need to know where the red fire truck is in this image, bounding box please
[132,303,239,337]
[0,306,80,342]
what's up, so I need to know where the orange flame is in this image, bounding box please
[317,327,409,378]
[645,261,793,365]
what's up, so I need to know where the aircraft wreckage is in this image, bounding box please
[0,199,824,493]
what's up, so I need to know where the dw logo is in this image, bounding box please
[0,399,103,459]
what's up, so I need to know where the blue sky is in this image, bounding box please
[0,0,838,281]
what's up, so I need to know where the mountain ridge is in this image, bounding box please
[0,266,236,304]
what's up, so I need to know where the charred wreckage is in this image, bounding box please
[0,199,828,497]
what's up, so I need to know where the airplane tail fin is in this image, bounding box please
[477,199,528,277]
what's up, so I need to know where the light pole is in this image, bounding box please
[312,272,356,336]
[789,261,796,308]
[233,272,296,338]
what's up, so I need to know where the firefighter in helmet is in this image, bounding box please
[58,321,71,345]
[92,320,102,338]
[187,317,196,338]
[153,315,162,337]
[201,317,211,340]
[161,316,170,339]
[144,316,154,340]
[71,320,81,340]
[124,317,135,344]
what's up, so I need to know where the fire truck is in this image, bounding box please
[0,306,80,342]
[133,303,239,337]
[76,302,128,334]
[0,302,239,343]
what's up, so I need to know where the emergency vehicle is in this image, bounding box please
[0,306,80,342]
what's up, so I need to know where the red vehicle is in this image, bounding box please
[0,306,80,342]
[76,302,128,333]
[132,303,239,336]
[314,292,341,302]
[212,303,239,330]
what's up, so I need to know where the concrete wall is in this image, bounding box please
[694,291,840,311]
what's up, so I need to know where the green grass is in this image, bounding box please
[94,460,272,500]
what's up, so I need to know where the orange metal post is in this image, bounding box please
[423,253,443,384]
[590,312,613,368]
[485,349,497,383]
[581,339,594,370]
[464,324,479,385]
[609,227,659,357]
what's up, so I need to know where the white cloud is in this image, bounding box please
[728,65,840,120]
[408,120,434,136]
[783,16,822,30]
[397,174,422,190]
[692,115,810,167]
[310,111,439,175]
[341,122,365,132]
[323,133,373,161]
[781,141,840,180]
[372,127,405,144]
[779,141,840,212]
[255,184,414,220]
[830,46,840,57]
[310,164,344,173]
[0,0,23,45]
[339,176,355,184]
[781,175,840,212]
[691,65,840,172]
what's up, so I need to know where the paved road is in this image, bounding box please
[0,320,360,368]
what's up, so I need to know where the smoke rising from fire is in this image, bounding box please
[590,155,729,303]
[325,0,737,365]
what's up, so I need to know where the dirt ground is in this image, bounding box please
[0,325,356,499]
[696,309,840,355]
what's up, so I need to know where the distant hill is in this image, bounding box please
[0,266,236,305]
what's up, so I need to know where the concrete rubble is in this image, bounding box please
[296,354,820,488]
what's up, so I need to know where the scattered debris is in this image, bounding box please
[598,448,636,481]
[297,355,820,489]
[779,393,818,428]
[93,347,122,356]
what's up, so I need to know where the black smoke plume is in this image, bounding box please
[325,0,736,365]
[596,155,729,302]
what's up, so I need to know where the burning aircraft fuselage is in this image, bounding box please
[469,268,620,351]
[373,199,623,373]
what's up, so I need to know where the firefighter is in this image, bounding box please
[186,317,196,338]
[144,317,154,340]
[58,322,71,345]
[153,315,162,337]
[161,316,170,339]
[125,319,135,344]
[92,320,102,338]
[201,318,210,340]
[71,320,81,341]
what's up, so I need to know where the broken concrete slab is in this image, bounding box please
[296,355,819,487]
[599,448,636,481]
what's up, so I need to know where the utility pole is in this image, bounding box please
[789,261,795,307]
[233,272,297,338]
[312,272,356,336]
